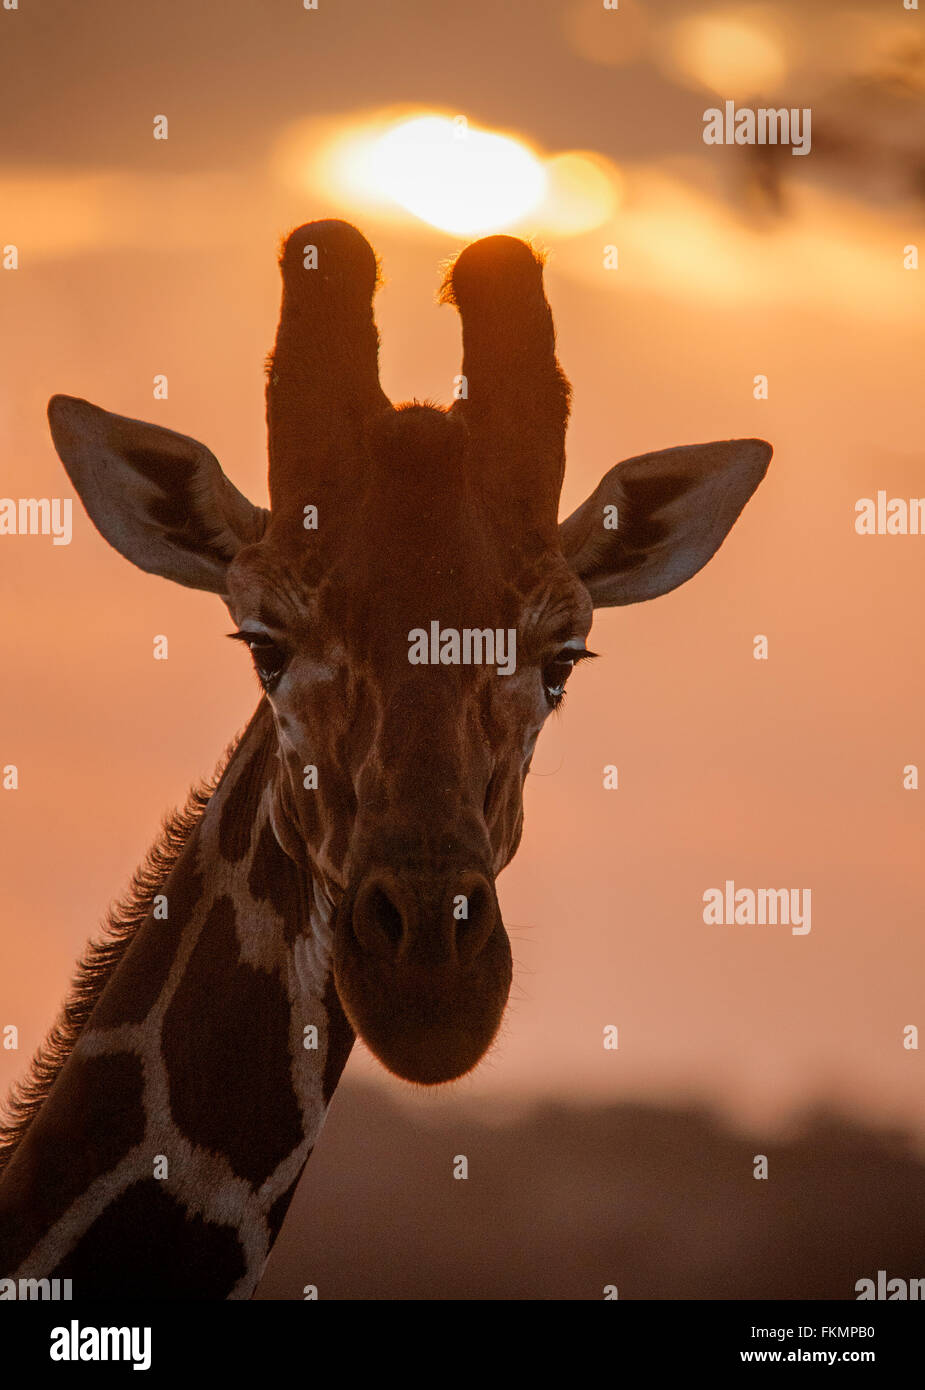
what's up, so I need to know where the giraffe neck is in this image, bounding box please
[0,701,354,1300]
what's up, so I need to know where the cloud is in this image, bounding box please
[0,169,261,261]
[553,164,923,324]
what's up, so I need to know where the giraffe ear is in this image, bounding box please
[48,395,269,596]
[559,439,771,607]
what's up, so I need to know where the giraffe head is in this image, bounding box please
[48,221,769,1085]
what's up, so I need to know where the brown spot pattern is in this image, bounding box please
[161,897,303,1186]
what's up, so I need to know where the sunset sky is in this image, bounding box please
[1,0,924,1160]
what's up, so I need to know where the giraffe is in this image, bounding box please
[0,220,771,1299]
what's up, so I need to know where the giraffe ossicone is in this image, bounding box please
[0,220,771,1298]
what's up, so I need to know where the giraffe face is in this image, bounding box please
[48,220,770,1088]
[223,405,595,1084]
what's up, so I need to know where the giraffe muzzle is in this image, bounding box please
[332,867,513,1085]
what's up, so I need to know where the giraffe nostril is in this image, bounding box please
[371,885,404,948]
[451,874,497,962]
[459,882,488,930]
[352,878,407,955]
[349,869,499,965]
[483,774,495,819]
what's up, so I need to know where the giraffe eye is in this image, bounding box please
[228,631,289,691]
[248,640,288,690]
[542,646,597,708]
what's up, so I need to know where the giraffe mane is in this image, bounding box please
[0,738,240,1175]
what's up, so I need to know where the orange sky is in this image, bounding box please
[1,0,923,1145]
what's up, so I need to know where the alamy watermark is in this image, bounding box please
[703,880,812,935]
[855,493,925,535]
[0,1276,72,1300]
[856,1270,925,1300]
[49,1320,152,1371]
[408,623,516,676]
[0,497,72,545]
[703,102,811,157]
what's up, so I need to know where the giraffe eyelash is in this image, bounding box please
[542,646,598,709]
[227,631,289,690]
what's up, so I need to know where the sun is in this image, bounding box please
[275,109,620,239]
[346,114,548,236]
